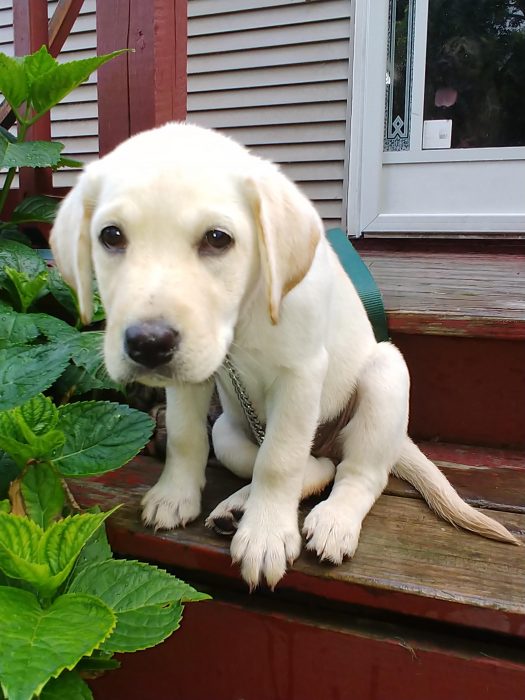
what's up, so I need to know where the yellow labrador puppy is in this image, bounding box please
[50,123,518,588]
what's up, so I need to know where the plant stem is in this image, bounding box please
[0,121,29,219]
[0,168,17,218]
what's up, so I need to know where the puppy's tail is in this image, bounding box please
[393,438,521,545]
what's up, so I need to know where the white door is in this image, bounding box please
[349,0,525,236]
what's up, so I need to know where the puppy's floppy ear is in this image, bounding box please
[50,167,99,325]
[247,166,321,324]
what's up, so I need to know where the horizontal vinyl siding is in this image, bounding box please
[187,0,352,228]
[49,0,98,187]
[0,0,98,188]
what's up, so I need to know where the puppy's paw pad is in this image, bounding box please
[206,510,244,537]
[141,483,201,530]
[205,486,251,536]
[303,501,361,565]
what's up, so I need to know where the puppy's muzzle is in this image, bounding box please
[124,320,180,369]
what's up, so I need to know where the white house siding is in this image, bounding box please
[187,0,352,229]
[1,0,353,218]
[49,0,98,187]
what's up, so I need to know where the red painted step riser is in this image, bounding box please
[89,600,525,700]
[394,333,525,448]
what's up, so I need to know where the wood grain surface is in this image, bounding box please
[360,251,525,338]
[70,443,525,638]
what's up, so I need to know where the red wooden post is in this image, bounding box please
[13,0,53,198]
[97,0,187,156]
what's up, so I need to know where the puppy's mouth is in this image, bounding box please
[120,356,224,387]
[131,364,176,387]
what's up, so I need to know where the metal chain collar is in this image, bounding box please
[222,355,266,446]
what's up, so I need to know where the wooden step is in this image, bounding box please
[70,443,525,637]
[358,248,525,448]
[73,444,525,699]
[359,248,525,340]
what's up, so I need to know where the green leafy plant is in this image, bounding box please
[0,46,126,234]
[0,47,210,700]
[0,240,113,402]
[0,387,209,700]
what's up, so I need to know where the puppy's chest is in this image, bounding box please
[215,351,272,425]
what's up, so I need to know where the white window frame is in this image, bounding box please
[347,0,525,238]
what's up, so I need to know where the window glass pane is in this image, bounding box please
[384,0,416,151]
[424,0,525,148]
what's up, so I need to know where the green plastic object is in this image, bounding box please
[326,228,389,343]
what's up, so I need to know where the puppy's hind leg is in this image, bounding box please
[208,411,335,535]
[304,343,410,563]
[212,412,259,480]
[207,413,258,534]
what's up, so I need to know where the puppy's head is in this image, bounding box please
[51,123,320,386]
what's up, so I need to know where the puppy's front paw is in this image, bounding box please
[230,503,301,589]
[303,500,362,564]
[141,478,201,530]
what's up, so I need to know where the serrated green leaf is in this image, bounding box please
[0,500,9,513]
[20,464,64,529]
[0,411,63,468]
[55,364,116,399]
[0,53,27,108]
[69,559,210,652]
[23,45,56,88]
[0,240,46,281]
[55,156,84,170]
[30,50,128,114]
[0,308,40,347]
[68,521,112,584]
[66,332,121,393]
[32,312,79,342]
[0,343,71,411]
[3,267,48,312]
[47,267,80,319]
[55,402,154,476]
[0,588,115,700]
[18,393,59,435]
[11,195,60,225]
[67,331,105,370]
[40,670,93,700]
[76,654,120,675]
[0,439,31,469]
[0,140,64,170]
[0,509,115,596]
[0,225,30,246]
[0,513,48,586]
[47,267,106,324]
[37,510,117,596]
[0,309,77,348]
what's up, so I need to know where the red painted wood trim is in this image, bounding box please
[13,0,52,199]
[103,518,525,640]
[388,312,525,340]
[48,0,85,56]
[97,0,187,156]
[96,0,132,155]
[89,600,525,700]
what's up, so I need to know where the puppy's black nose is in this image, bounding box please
[124,321,179,368]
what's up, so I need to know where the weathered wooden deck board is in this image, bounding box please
[360,251,525,338]
[70,443,525,638]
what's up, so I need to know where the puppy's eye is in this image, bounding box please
[199,229,233,255]
[99,225,127,252]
